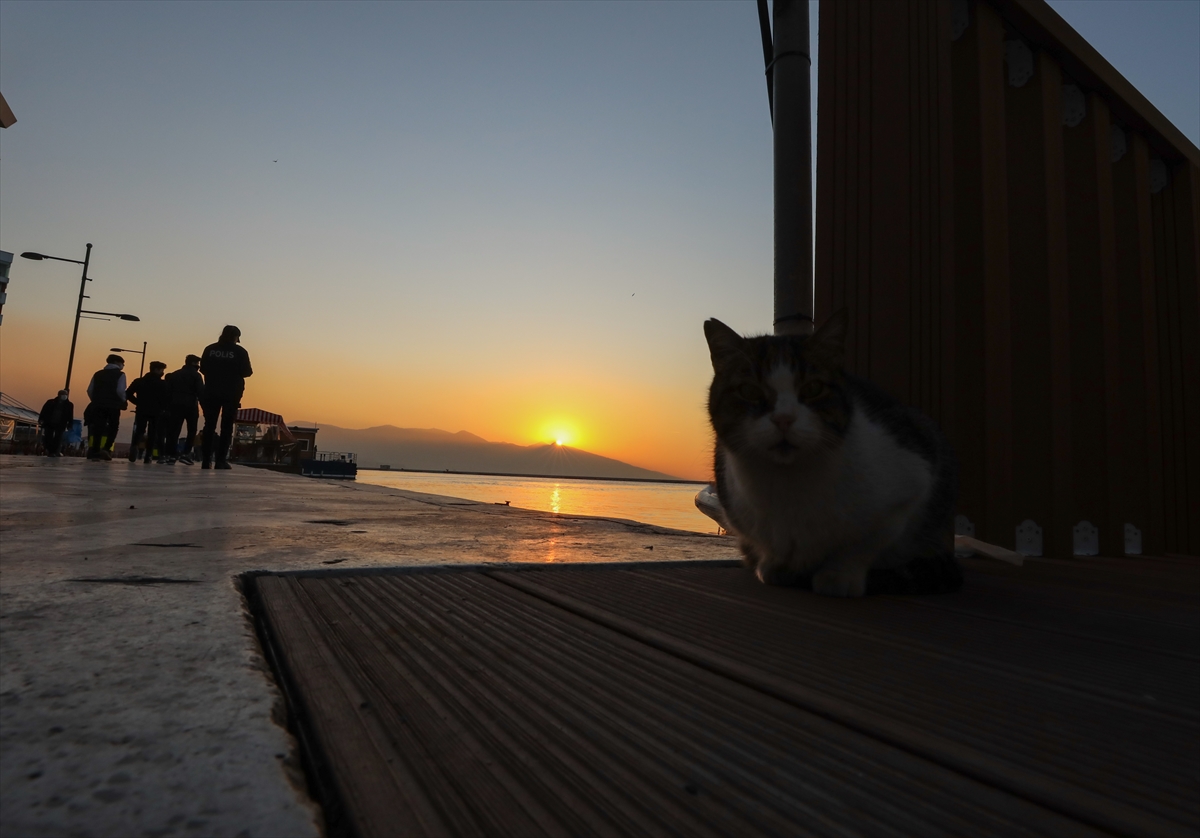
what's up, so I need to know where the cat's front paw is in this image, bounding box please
[811,565,867,598]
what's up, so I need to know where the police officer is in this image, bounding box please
[164,354,205,465]
[38,390,74,457]
[85,354,127,461]
[199,325,253,469]
[126,361,170,463]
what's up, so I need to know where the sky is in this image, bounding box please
[1,1,1197,480]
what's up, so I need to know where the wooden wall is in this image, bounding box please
[814,0,1200,557]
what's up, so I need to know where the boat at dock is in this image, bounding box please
[301,450,358,479]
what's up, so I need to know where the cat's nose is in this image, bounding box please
[771,413,795,432]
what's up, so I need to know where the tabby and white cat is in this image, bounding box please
[704,310,960,597]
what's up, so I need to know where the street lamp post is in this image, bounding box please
[110,342,147,377]
[20,245,140,394]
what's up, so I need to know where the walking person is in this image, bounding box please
[38,390,74,457]
[126,361,170,463]
[199,325,252,470]
[164,354,204,465]
[85,354,127,461]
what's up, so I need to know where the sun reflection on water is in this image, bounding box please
[357,472,715,533]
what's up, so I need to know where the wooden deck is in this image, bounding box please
[251,556,1199,837]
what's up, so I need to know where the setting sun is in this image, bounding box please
[538,420,577,449]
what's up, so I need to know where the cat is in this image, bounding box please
[704,310,961,597]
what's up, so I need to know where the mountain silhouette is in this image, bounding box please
[298,423,682,481]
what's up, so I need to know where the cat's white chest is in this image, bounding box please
[722,411,933,575]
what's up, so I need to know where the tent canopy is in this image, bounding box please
[235,407,294,442]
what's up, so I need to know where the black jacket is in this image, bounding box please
[127,374,169,416]
[87,367,127,410]
[39,397,74,429]
[165,366,205,411]
[200,340,253,401]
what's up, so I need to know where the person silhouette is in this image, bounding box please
[199,325,253,469]
[126,361,169,463]
[85,355,127,461]
[38,390,74,457]
[164,354,205,464]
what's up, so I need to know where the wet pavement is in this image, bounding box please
[0,455,732,838]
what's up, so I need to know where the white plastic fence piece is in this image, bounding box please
[1006,40,1034,88]
[1124,523,1143,556]
[1150,158,1168,194]
[951,0,969,41]
[1062,83,1086,127]
[954,514,975,537]
[1073,520,1099,556]
[1111,125,1127,163]
[1015,519,1043,557]
[954,515,976,557]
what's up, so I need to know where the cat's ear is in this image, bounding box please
[809,309,848,367]
[704,319,750,373]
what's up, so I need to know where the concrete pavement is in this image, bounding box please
[0,455,732,837]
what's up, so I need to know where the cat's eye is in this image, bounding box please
[738,383,765,403]
[799,379,826,400]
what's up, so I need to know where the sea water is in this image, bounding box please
[357,471,717,534]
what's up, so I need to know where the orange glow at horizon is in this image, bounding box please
[0,314,717,480]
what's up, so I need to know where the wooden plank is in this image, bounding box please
[1152,168,1185,553]
[1132,136,1167,556]
[950,1,989,541]
[1111,131,1161,555]
[496,566,1197,837]
[816,0,952,438]
[1062,87,1113,553]
[255,575,447,837]
[977,3,1014,547]
[1039,54,1075,558]
[1170,162,1200,555]
[950,1,1013,546]
[256,567,1104,837]
[868,0,913,401]
[1088,95,1127,557]
[1005,41,1057,555]
[935,0,957,444]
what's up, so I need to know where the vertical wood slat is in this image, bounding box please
[1150,169,1177,552]
[1061,89,1114,553]
[1169,162,1200,555]
[1039,55,1075,559]
[1004,46,1069,555]
[936,0,957,455]
[979,5,1014,548]
[1090,97,1126,557]
[814,0,953,431]
[1149,166,1198,555]
[1111,133,1163,556]
[1132,140,1166,557]
[949,3,987,541]
[950,2,1012,546]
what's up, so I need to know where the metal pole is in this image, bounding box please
[140,341,146,377]
[771,0,814,337]
[64,243,93,394]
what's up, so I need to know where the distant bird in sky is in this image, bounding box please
[273,159,278,163]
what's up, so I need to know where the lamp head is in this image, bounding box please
[19,252,46,260]
[118,314,140,322]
